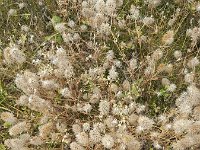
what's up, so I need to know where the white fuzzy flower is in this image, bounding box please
[39,122,54,138]
[41,80,59,90]
[8,9,17,16]
[60,87,72,98]
[81,1,88,8]
[5,138,25,150]
[28,94,51,113]
[174,50,182,59]
[93,122,106,133]
[29,136,43,146]
[99,23,111,35]
[136,116,154,133]
[143,17,154,26]
[19,3,25,9]
[102,134,114,149]
[76,132,89,146]
[64,65,74,79]
[184,73,194,83]
[129,58,137,70]
[152,49,163,61]
[95,0,106,13]
[108,66,118,80]
[196,3,200,12]
[9,121,30,136]
[187,57,199,69]
[82,103,92,113]
[105,0,116,16]
[187,84,200,106]
[153,141,162,149]
[54,23,66,33]
[68,20,75,28]
[167,84,177,92]
[72,124,82,134]
[62,33,73,43]
[130,5,140,20]
[15,71,39,95]
[99,100,110,116]
[162,30,174,45]
[161,78,170,86]
[89,129,101,144]
[106,50,114,61]
[4,45,26,64]
[73,33,80,41]
[21,25,29,32]
[16,95,29,106]
[0,112,17,124]
[70,142,85,150]
[173,119,193,134]
[146,0,161,7]
[164,64,173,73]
[83,123,90,132]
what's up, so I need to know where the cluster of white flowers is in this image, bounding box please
[162,30,175,45]
[145,0,161,8]
[3,45,26,64]
[8,121,31,136]
[1,0,200,149]
[186,27,200,46]
[0,112,17,124]
[81,0,123,33]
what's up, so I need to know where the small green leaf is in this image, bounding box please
[51,15,62,25]
[45,35,53,41]
[131,84,140,97]
[3,122,12,128]
[54,34,63,44]
[0,144,6,150]
[45,33,63,43]
[158,88,169,98]
[20,34,27,45]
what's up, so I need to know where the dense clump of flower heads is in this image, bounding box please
[1,0,200,149]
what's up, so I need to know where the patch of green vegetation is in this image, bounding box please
[0,144,6,150]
